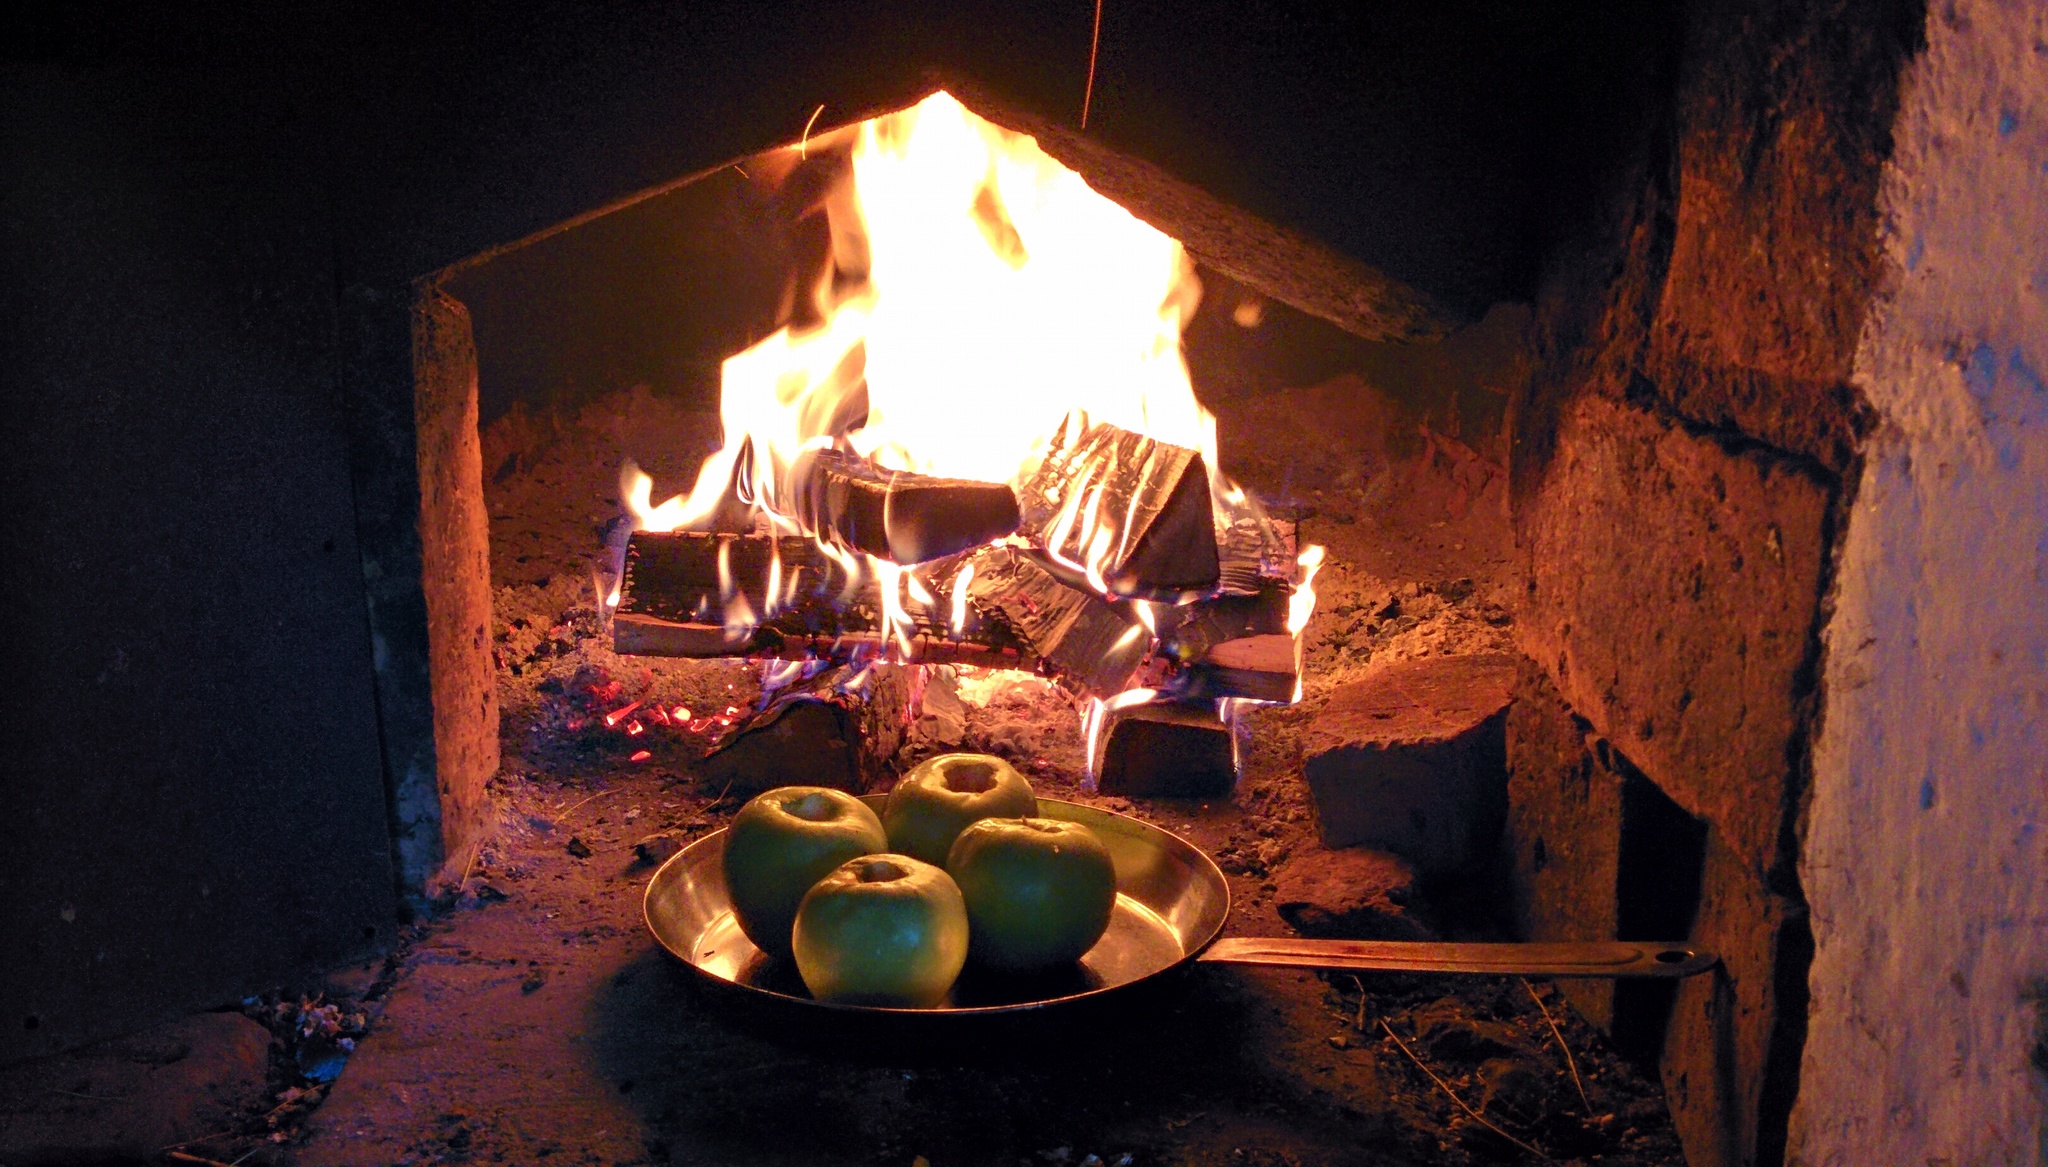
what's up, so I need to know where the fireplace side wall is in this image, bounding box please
[1505,1,1927,1164]
[413,290,498,890]
[1792,2,2048,1161]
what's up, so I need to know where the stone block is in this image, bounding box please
[1095,699,1237,798]
[1504,660,1624,1028]
[1659,832,1806,1167]
[1517,394,1829,881]
[1504,662,1709,1056]
[1640,0,1917,474]
[1300,652,1516,876]
[1270,846,1435,941]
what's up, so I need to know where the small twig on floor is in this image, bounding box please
[558,787,616,821]
[459,837,483,887]
[157,1130,235,1153]
[165,1152,237,1167]
[260,1083,327,1120]
[1349,975,1369,1033]
[704,774,739,812]
[47,1087,129,1100]
[1379,1019,1552,1162]
[1523,978,1592,1113]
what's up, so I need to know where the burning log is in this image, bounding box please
[790,448,1020,564]
[612,613,1028,668]
[1162,517,1302,701]
[1179,634,1300,703]
[613,530,1029,664]
[615,530,855,629]
[1016,415,1219,598]
[699,663,915,797]
[964,546,1151,697]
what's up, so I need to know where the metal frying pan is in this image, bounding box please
[643,797,1714,1018]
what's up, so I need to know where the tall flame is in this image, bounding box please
[625,90,1211,532]
[622,89,1323,693]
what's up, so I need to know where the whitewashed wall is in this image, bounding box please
[1793,2,2048,1163]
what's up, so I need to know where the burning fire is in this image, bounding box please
[626,90,1212,531]
[618,90,1319,725]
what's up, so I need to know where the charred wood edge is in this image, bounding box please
[1216,516,1300,594]
[1093,697,1239,788]
[962,545,1150,697]
[614,612,1028,670]
[1158,516,1300,700]
[938,78,1460,344]
[1015,415,1220,595]
[791,447,1021,564]
[697,662,914,796]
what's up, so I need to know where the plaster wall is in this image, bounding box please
[1792,3,2048,1162]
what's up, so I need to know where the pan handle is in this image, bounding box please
[1198,938,1717,979]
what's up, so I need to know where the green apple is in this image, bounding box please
[882,753,1037,866]
[946,817,1117,972]
[792,854,970,1007]
[722,786,888,961]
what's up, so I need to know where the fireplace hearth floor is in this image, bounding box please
[284,753,1684,1167]
[282,488,1683,1166]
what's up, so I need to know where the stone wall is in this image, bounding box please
[1790,1,2048,1162]
[1504,1,1926,1164]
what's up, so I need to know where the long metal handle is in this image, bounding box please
[1199,937,1717,979]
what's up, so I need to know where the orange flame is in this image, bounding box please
[622,89,1321,689]
[625,91,1212,541]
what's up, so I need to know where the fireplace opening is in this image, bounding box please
[17,1,2026,1164]
[439,89,1536,829]
[356,85,1719,1166]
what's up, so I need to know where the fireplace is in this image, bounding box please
[6,3,2045,1166]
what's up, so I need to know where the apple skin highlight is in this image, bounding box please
[792,854,970,1007]
[948,817,1117,972]
[722,786,888,961]
[883,753,1038,866]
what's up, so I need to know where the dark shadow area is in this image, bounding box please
[1613,767,1709,1068]
[588,949,1403,1166]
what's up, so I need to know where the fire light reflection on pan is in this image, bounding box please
[611,90,1323,778]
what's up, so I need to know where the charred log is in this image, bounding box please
[613,612,1027,668]
[1016,415,1219,598]
[616,530,855,629]
[1161,516,1300,701]
[698,662,914,796]
[963,546,1150,697]
[790,448,1020,564]
[1094,698,1238,797]
[615,531,1026,663]
[1215,515,1299,595]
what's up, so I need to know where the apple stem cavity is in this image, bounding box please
[942,761,1000,794]
[856,859,910,883]
[784,792,841,822]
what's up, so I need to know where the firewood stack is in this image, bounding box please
[612,412,1309,721]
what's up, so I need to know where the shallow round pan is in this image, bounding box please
[643,797,1230,1016]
